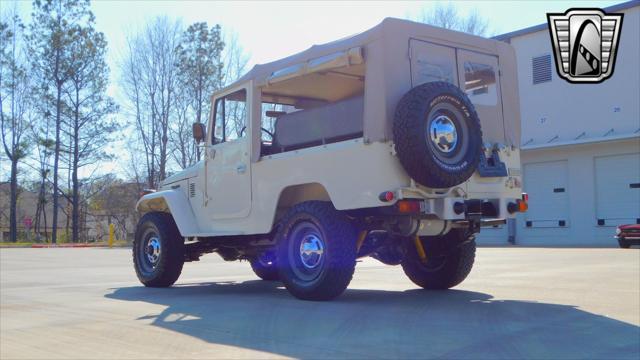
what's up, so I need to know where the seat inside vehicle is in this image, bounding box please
[266,95,364,155]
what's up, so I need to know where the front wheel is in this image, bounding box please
[276,201,357,301]
[250,251,280,281]
[401,229,476,289]
[133,212,185,287]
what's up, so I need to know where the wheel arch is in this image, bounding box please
[136,190,199,236]
[272,182,332,224]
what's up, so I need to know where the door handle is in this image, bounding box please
[236,164,247,174]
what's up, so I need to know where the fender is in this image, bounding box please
[136,190,200,236]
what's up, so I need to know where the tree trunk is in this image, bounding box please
[71,109,80,243]
[51,85,62,244]
[9,159,18,242]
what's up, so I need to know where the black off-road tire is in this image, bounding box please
[618,238,631,249]
[133,212,185,287]
[401,229,476,289]
[393,81,483,188]
[276,201,357,301]
[250,256,280,281]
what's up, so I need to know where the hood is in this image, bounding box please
[161,164,198,186]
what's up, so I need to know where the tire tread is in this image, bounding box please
[276,201,356,300]
[401,230,476,289]
[133,212,184,287]
[393,81,483,188]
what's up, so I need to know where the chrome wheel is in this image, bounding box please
[146,236,161,266]
[429,115,458,153]
[287,221,326,282]
[425,102,469,166]
[137,229,163,273]
[299,234,324,269]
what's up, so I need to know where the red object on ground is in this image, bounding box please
[31,243,108,248]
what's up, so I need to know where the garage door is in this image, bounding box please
[595,153,640,227]
[475,223,508,245]
[523,161,569,228]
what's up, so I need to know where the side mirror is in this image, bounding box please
[192,123,206,143]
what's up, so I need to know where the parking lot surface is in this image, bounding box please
[1,247,639,359]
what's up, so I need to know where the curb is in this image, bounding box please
[1,244,130,249]
[30,244,123,248]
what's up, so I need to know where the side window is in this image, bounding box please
[463,62,497,106]
[213,89,247,144]
[260,102,295,141]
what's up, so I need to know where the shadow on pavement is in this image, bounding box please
[106,280,640,359]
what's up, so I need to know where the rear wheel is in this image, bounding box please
[276,201,357,300]
[250,251,279,281]
[401,229,476,289]
[133,212,185,287]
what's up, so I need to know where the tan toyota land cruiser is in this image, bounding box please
[133,18,528,300]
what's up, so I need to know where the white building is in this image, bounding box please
[477,1,640,246]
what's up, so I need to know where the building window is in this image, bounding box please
[532,54,552,84]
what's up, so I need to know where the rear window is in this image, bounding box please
[463,62,497,106]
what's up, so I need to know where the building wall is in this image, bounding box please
[477,3,640,247]
[510,5,639,148]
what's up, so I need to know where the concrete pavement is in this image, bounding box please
[1,247,639,359]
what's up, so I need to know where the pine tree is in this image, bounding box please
[28,0,94,243]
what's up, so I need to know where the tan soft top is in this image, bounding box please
[227,17,501,90]
[221,17,520,148]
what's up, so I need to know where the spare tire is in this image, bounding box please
[393,81,483,188]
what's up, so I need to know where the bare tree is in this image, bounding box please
[0,14,31,242]
[28,0,94,243]
[62,23,117,242]
[418,3,489,36]
[87,175,140,242]
[169,88,197,169]
[175,23,224,129]
[222,30,249,86]
[221,30,249,139]
[120,16,182,188]
[171,22,225,166]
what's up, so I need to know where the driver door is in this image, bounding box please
[206,88,252,220]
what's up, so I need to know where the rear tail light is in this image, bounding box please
[396,200,421,213]
[508,193,529,214]
[379,191,395,202]
[518,200,528,212]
